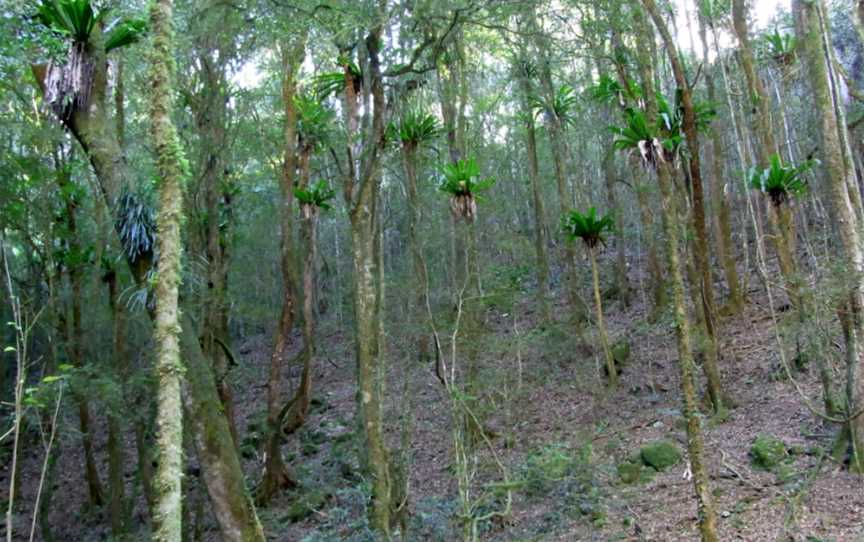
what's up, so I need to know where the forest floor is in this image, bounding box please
[5,254,864,541]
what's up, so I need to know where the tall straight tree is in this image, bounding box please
[794,0,864,472]
[629,3,720,539]
[641,0,725,413]
[31,4,266,537]
[148,0,185,537]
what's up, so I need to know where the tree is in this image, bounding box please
[148,0,185,536]
[563,207,617,386]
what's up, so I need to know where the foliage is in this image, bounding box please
[313,55,362,100]
[750,435,788,469]
[563,207,614,249]
[294,179,336,210]
[639,440,682,471]
[439,158,495,221]
[761,27,796,66]
[610,108,665,168]
[37,0,146,51]
[588,73,640,107]
[295,93,333,150]
[387,109,439,148]
[531,84,579,127]
[116,191,156,264]
[748,154,816,206]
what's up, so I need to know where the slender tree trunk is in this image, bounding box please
[516,58,552,323]
[697,6,742,311]
[642,0,725,413]
[149,0,186,537]
[106,269,128,535]
[590,248,616,386]
[632,5,720,539]
[55,166,104,508]
[258,36,305,505]
[795,0,864,472]
[400,144,431,363]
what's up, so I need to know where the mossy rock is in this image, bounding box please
[640,440,681,471]
[617,461,643,484]
[750,435,787,469]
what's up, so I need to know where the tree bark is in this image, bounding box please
[34,22,266,541]
[642,0,725,413]
[632,5,720,539]
[795,0,864,472]
[149,0,187,537]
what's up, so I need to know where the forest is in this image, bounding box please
[1,0,864,540]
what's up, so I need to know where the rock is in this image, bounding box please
[640,440,682,471]
[749,435,787,469]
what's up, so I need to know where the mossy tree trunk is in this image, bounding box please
[149,0,186,537]
[795,0,864,472]
[632,5,720,540]
[697,8,743,312]
[642,0,725,414]
[35,21,266,542]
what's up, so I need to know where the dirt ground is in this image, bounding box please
[3,256,864,541]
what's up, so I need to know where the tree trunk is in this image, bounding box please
[516,57,552,323]
[642,0,725,413]
[632,5,720,539]
[795,0,864,472]
[590,248,616,386]
[258,35,306,506]
[106,269,129,535]
[697,7,742,311]
[149,0,187,537]
[33,21,267,541]
[55,166,104,508]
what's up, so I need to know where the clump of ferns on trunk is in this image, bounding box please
[439,158,495,222]
[294,180,335,219]
[36,0,145,121]
[749,154,816,207]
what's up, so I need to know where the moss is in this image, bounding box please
[640,440,681,471]
[617,461,643,484]
[611,340,631,367]
[283,489,330,523]
[750,435,787,469]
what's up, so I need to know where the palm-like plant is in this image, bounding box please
[313,55,362,100]
[563,207,618,386]
[749,154,815,206]
[388,109,439,150]
[294,93,333,151]
[294,179,336,216]
[35,0,146,119]
[439,158,495,222]
[531,84,579,128]
[761,28,796,66]
[589,73,641,108]
[563,207,615,249]
[610,108,666,169]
